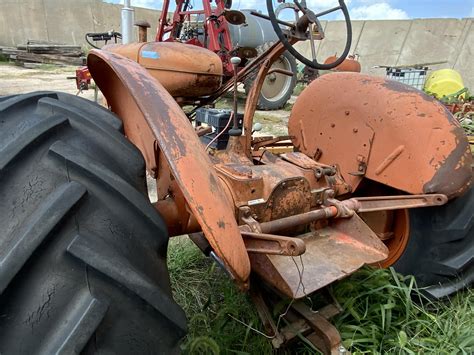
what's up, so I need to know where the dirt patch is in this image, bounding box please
[0,63,295,136]
[0,63,98,101]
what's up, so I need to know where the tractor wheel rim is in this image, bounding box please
[261,55,293,103]
[380,209,410,268]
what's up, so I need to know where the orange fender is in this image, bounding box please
[87,49,250,286]
[289,73,472,198]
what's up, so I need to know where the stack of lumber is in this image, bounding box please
[0,40,85,67]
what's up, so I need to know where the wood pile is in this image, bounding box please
[0,40,85,67]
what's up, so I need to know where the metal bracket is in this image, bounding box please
[239,206,262,233]
[290,301,345,354]
[250,283,346,355]
[241,231,306,256]
[351,194,448,212]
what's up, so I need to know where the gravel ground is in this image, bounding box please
[0,62,293,135]
[0,63,98,101]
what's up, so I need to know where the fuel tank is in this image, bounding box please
[103,42,223,98]
[227,9,278,48]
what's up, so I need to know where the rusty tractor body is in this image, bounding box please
[83,1,472,352]
[1,2,472,353]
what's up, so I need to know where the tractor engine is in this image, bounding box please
[214,151,351,225]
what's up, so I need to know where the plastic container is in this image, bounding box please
[424,69,465,99]
[386,67,428,90]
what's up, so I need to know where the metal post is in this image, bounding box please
[121,0,135,44]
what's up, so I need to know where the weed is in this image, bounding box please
[293,83,306,96]
[332,267,473,354]
[168,238,473,354]
[168,236,272,354]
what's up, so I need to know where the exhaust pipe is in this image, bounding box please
[121,0,134,44]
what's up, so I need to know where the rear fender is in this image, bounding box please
[87,49,250,286]
[289,73,472,199]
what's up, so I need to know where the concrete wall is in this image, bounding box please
[0,1,472,88]
[0,0,161,47]
[295,18,473,89]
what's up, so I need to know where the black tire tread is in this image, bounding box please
[0,92,186,354]
[0,114,68,171]
[394,186,473,298]
[0,182,86,294]
[40,295,108,354]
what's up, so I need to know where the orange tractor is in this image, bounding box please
[0,1,472,353]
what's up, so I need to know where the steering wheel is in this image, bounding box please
[266,0,352,70]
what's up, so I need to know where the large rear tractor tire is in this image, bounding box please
[392,187,473,299]
[244,42,297,111]
[0,92,186,353]
[361,185,473,299]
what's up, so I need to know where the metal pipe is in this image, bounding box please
[249,11,295,29]
[229,57,242,136]
[267,68,294,76]
[121,0,135,44]
[258,206,338,234]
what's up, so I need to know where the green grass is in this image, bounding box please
[168,236,272,354]
[332,268,473,354]
[168,237,473,354]
[293,83,306,96]
[0,53,9,63]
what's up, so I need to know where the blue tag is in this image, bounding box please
[141,51,159,59]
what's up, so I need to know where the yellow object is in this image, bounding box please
[424,69,465,99]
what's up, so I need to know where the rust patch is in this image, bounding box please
[289,72,472,197]
[382,79,434,101]
[423,127,473,198]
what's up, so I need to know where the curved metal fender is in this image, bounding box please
[289,73,472,199]
[87,49,250,286]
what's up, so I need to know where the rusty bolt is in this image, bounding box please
[242,207,252,218]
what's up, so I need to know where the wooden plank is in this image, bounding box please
[15,52,85,66]
[26,39,66,45]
